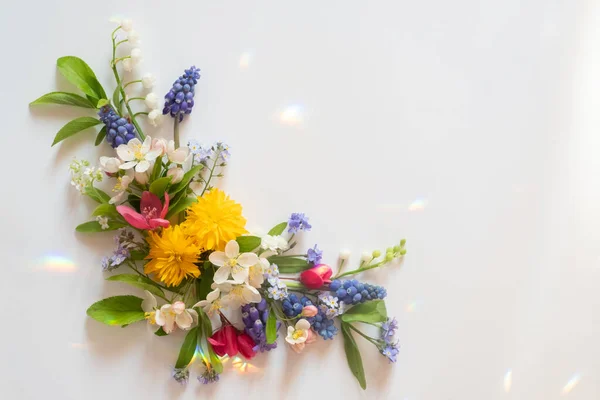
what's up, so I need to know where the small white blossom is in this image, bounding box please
[116,137,161,173]
[142,73,156,89]
[122,58,133,72]
[144,93,159,110]
[96,216,110,230]
[167,167,184,184]
[339,249,351,260]
[261,235,289,252]
[109,173,133,205]
[130,48,142,64]
[360,251,373,264]
[192,287,224,316]
[209,240,259,284]
[148,109,162,127]
[120,19,133,32]
[99,156,122,174]
[127,30,141,46]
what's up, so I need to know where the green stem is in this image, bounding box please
[125,263,170,302]
[111,35,145,141]
[336,260,387,279]
[173,117,180,148]
[133,112,149,117]
[347,324,382,347]
[200,151,222,196]
[127,97,146,103]
[274,254,307,258]
[116,39,128,47]
[123,79,142,89]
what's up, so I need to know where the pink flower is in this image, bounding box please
[237,333,257,359]
[117,191,170,230]
[208,325,239,357]
[301,305,318,317]
[300,264,333,289]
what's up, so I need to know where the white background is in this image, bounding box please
[1,1,598,399]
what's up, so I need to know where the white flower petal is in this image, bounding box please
[208,251,227,267]
[116,144,135,161]
[172,301,186,314]
[119,161,137,170]
[225,240,240,259]
[237,253,259,268]
[213,265,231,284]
[242,285,261,303]
[206,288,220,302]
[296,318,311,331]
[135,160,150,173]
[231,267,249,284]
[175,310,193,330]
[141,136,152,153]
[141,290,157,312]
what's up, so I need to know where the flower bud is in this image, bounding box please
[372,249,381,258]
[300,264,333,289]
[360,251,373,263]
[400,239,407,246]
[142,73,156,89]
[145,93,159,110]
[167,167,184,184]
[339,249,351,260]
[301,305,318,317]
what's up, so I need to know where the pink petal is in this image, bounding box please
[160,192,170,219]
[117,206,151,230]
[140,191,162,217]
[149,218,170,229]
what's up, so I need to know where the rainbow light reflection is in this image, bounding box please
[239,52,252,69]
[562,373,581,395]
[503,369,512,393]
[408,198,428,212]
[405,300,419,313]
[221,355,259,374]
[38,254,76,272]
[279,104,304,126]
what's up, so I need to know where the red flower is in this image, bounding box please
[300,264,333,289]
[208,325,239,357]
[237,333,257,359]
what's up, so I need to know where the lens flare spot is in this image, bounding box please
[239,52,252,69]
[279,105,304,126]
[562,373,581,395]
[405,300,419,313]
[408,198,428,212]
[70,342,87,349]
[504,369,512,393]
[38,254,76,272]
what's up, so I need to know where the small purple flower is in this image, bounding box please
[307,244,323,264]
[101,244,131,271]
[381,317,398,343]
[288,213,311,234]
[215,142,230,163]
[380,343,399,363]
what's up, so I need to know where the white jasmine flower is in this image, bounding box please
[144,93,159,110]
[148,109,163,127]
[261,235,289,252]
[215,281,261,307]
[96,216,110,230]
[209,240,259,284]
[117,137,161,173]
[285,319,311,345]
[192,287,224,316]
[109,174,133,205]
[155,301,197,334]
[142,73,156,89]
[99,156,122,173]
[142,290,158,325]
[127,30,141,46]
[122,58,133,72]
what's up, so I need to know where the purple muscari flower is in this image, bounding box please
[98,105,137,148]
[241,301,279,352]
[307,244,323,264]
[380,343,399,363]
[163,66,201,122]
[381,317,398,344]
[288,213,311,234]
[172,367,189,384]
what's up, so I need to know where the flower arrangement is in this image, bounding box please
[31,17,407,390]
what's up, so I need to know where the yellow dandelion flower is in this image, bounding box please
[182,188,248,251]
[144,225,201,287]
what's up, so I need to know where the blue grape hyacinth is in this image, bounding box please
[98,105,137,148]
[329,279,387,305]
[282,294,338,340]
[163,66,201,122]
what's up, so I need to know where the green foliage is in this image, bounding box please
[76,220,127,232]
[30,92,95,108]
[268,222,288,236]
[195,267,214,302]
[51,117,102,146]
[154,327,167,336]
[96,99,109,108]
[341,322,367,390]
[197,309,223,373]
[266,307,277,344]
[91,203,119,219]
[236,236,261,253]
[175,327,199,369]
[149,176,172,197]
[86,295,145,327]
[94,126,107,146]
[130,250,146,261]
[169,165,203,196]
[267,256,309,273]
[112,86,122,115]
[165,196,197,219]
[106,274,165,298]
[341,300,387,324]
[57,56,107,101]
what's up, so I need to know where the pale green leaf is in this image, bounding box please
[266,308,277,344]
[94,126,107,146]
[86,295,145,327]
[106,274,165,298]
[91,203,119,219]
[30,92,95,108]
[175,327,199,369]
[169,165,203,196]
[166,196,197,219]
[341,300,388,324]
[57,56,107,100]
[341,322,367,390]
[51,117,102,146]
[149,176,172,197]
[268,222,288,236]
[76,220,127,233]
[267,256,309,273]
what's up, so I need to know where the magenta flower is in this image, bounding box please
[117,191,170,230]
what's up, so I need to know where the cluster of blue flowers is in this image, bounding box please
[329,279,387,305]
[264,264,288,300]
[282,293,312,318]
[163,66,201,121]
[282,294,338,340]
[306,244,322,265]
[98,105,137,148]
[379,317,399,363]
[288,213,311,234]
[241,299,279,352]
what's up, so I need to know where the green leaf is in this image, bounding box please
[130,250,146,261]
[150,157,163,182]
[268,222,288,236]
[341,322,367,390]
[112,86,122,115]
[106,274,165,298]
[166,196,197,219]
[94,126,107,146]
[236,236,261,253]
[195,267,215,302]
[76,220,127,233]
[169,165,204,196]
[267,256,310,273]
[266,307,277,344]
[51,117,103,146]
[341,300,387,324]
[30,92,95,108]
[175,327,199,369]
[86,295,145,327]
[57,56,107,100]
[196,309,223,373]
[96,99,109,108]
[91,203,119,219]
[85,185,111,203]
[149,176,172,197]
[154,327,167,336]
[127,194,141,211]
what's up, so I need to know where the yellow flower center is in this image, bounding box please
[145,311,156,325]
[133,143,144,160]
[292,329,305,340]
[228,258,238,267]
